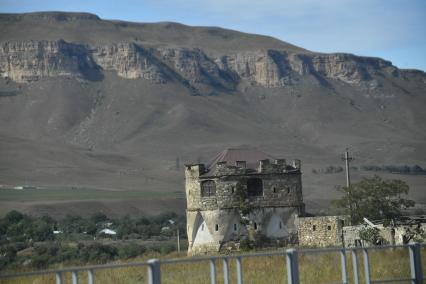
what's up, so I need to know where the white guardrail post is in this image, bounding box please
[223,258,230,284]
[55,272,62,284]
[362,248,371,284]
[340,249,348,284]
[286,248,299,284]
[210,258,217,284]
[409,243,423,284]
[147,259,161,284]
[87,269,95,284]
[351,249,359,284]
[72,270,79,284]
[236,256,243,284]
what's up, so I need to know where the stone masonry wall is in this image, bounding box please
[185,159,303,212]
[298,216,346,247]
[185,158,305,255]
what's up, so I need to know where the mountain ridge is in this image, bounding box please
[0,12,425,216]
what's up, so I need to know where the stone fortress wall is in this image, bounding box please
[185,148,305,255]
[298,216,347,247]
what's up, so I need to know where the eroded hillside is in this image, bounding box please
[0,12,425,216]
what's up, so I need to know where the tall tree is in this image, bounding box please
[332,175,415,224]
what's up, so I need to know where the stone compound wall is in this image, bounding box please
[185,159,304,255]
[343,223,426,247]
[298,216,346,247]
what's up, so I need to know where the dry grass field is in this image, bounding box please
[2,246,425,284]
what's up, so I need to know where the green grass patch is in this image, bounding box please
[0,188,178,202]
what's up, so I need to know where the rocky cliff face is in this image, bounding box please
[0,40,97,82]
[92,43,166,83]
[1,38,421,94]
[1,12,426,217]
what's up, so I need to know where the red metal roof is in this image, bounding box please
[206,147,275,170]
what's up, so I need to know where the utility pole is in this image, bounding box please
[343,149,353,188]
[177,228,180,253]
[342,149,354,224]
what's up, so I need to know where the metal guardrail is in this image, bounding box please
[0,243,424,284]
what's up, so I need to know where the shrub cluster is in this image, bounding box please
[0,210,185,270]
[361,164,426,175]
[312,164,426,175]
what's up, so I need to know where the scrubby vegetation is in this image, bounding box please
[332,175,415,224]
[312,164,426,175]
[0,211,185,270]
[360,164,426,175]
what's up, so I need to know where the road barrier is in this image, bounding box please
[0,243,424,284]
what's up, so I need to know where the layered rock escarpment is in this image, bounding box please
[0,40,97,82]
[92,43,166,83]
[0,39,421,93]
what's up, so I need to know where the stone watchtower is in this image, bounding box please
[185,147,305,255]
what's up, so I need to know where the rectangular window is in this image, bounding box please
[234,224,237,231]
[201,180,216,197]
[215,224,219,231]
[247,178,263,196]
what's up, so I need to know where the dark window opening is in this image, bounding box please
[215,224,219,231]
[247,178,263,196]
[313,225,316,231]
[234,224,237,231]
[201,180,216,197]
[279,222,282,229]
[273,187,277,193]
[231,186,235,193]
[254,222,258,230]
[327,225,331,231]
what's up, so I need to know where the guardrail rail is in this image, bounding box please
[0,243,424,284]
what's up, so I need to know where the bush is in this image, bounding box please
[254,234,271,248]
[34,243,60,257]
[239,237,254,251]
[118,243,146,259]
[4,211,24,224]
[359,227,386,245]
[79,243,118,263]
[31,254,50,269]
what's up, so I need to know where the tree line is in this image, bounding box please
[0,211,185,270]
[312,164,426,175]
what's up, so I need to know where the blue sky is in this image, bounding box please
[1,0,425,71]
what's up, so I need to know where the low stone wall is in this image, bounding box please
[298,216,346,247]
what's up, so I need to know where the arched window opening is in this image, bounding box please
[254,222,258,230]
[215,224,219,231]
[247,178,263,196]
[201,180,216,197]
